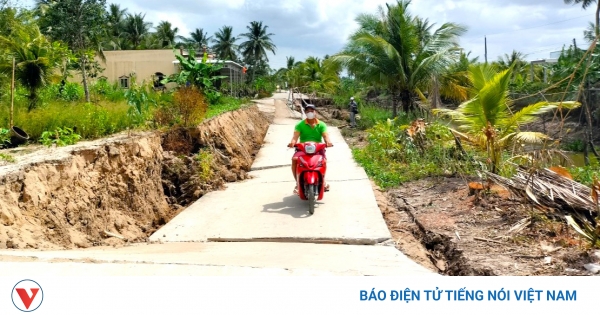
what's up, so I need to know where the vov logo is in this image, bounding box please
[11,280,43,312]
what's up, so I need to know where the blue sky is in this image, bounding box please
[19,0,594,69]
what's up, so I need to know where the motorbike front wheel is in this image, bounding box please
[306,184,317,214]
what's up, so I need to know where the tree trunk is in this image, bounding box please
[27,86,36,112]
[400,89,411,113]
[391,92,398,118]
[584,82,595,160]
[430,76,441,109]
[81,55,90,103]
[584,140,590,166]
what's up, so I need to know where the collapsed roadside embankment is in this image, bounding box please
[0,104,270,249]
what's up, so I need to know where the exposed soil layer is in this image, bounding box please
[389,177,600,276]
[0,105,269,250]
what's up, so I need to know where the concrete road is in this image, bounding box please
[0,93,436,276]
[149,120,390,244]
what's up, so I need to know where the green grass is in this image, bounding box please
[0,81,252,146]
[2,100,133,140]
[0,153,15,162]
[357,104,392,129]
[352,118,482,189]
[569,161,600,186]
[207,96,249,119]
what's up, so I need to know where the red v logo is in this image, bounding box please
[16,288,39,309]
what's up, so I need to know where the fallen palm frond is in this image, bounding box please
[485,166,599,247]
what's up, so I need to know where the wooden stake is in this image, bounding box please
[10,57,15,128]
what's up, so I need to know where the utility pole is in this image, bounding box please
[573,38,577,50]
[484,36,488,63]
[10,57,15,128]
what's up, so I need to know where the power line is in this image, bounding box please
[484,13,593,37]
[521,37,587,55]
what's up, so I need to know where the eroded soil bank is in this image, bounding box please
[0,105,269,249]
[386,178,600,276]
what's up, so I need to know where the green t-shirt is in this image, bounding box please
[295,119,327,143]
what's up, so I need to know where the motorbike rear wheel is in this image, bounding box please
[307,184,317,214]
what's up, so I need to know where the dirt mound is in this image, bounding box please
[0,105,269,249]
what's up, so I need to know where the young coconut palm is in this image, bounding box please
[433,64,580,174]
[0,26,55,111]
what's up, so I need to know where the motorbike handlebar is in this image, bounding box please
[288,143,334,148]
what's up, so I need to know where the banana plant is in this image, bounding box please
[162,46,227,103]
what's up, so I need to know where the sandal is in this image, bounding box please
[293,187,299,195]
[325,184,330,192]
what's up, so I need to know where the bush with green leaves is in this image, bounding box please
[39,127,81,147]
[125,81,156,126]
[162,48,226,104]
[353,118,482,188]
[0,128,11,147]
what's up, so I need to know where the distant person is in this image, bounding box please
[349,97,358,128]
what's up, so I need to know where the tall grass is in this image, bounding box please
[2,101,132,140]
[357,103,392,129]
[0,80,251,144]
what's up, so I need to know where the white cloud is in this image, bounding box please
[19,0,596,68]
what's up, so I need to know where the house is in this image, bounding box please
[76,48,246,92]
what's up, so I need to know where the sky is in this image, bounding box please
[19,0,595,70]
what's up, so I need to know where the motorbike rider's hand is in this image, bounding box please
[288,142,295,148]
[326,142,333,147]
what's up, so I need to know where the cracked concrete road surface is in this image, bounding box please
[0,93,436,276]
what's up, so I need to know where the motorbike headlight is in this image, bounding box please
[305,143,316,154]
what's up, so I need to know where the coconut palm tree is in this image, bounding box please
[211,26,238,61]
[564,0,600,37]
[122,12,152,49]
[299,56,340,93]
[496,49,528,82]
[286,56,296,70]
[433,51,479,106]
[155,21,179,48]
[0,26,56,110]
[179,28,212,50]
[433,64,579,173]
[239,21,276,81]
[107,3,127,38]
[331,0,466,116]
[584,21,597,43]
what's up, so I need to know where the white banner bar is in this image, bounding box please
[0,276,594,314]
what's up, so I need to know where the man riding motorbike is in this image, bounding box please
[287,104,333,195]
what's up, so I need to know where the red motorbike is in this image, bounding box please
[293,142,331,214]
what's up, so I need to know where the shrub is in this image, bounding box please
[0,128,10,147]
[172,86,208,127]
[39,127,81,147]
[195,149,214,180]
